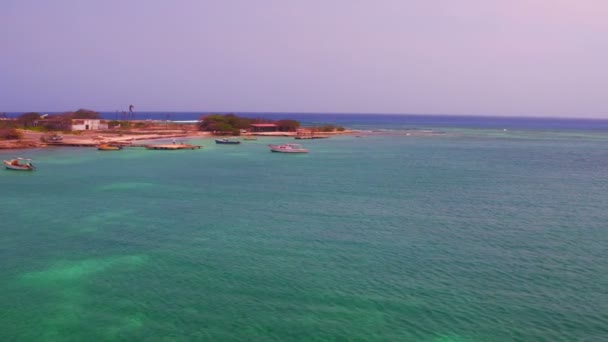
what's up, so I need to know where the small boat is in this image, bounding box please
[268,143,309,153]
[3,158,35,171]
[97,144,122,151]
[41,134,63,143]
[145,144,201,150]
[215,138,241,145]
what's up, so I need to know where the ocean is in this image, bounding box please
[1,114,607,341]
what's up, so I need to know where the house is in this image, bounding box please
[72,119,109,131]
[250,123,278,132]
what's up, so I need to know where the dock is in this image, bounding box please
[46,142,98,147]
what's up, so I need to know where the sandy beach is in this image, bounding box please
[0,127,357,150]
[0,128,202,150]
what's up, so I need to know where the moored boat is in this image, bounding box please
[145,144,201,150]
[97,144,122,151]
[3,158,35,171]
[268,143,309,153]
[215,138,241,145]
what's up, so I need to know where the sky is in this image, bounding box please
[1,0,607,117]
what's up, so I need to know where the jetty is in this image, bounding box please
[46,142,97,147]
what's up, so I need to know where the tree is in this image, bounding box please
[0,119,17,129]
[71,109,100,119]
[17,112,41,128]
[317,124,343,132]
[276,120,300,132]
[198,113,301,135]
[199,114,230,131]
[37,115,72,131]
[0,128,22,140]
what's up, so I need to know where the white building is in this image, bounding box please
[71,119,109,131]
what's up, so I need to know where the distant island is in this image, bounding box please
[198,113,345,135]
[0,111,349,149]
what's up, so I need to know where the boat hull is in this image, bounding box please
[97,145,122,151]
[268,144,309,153]
[3,161,34,171]
[145,144,201,150]
[215,139,241,144]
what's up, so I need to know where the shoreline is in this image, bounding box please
[0,128,359,151]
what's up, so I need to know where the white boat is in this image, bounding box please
[215,138,241,145]
[3,158,35,171]
[268,143,309,153]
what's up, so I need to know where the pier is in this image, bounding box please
[46,142,97,147]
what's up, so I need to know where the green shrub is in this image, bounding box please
[26,126,48,132]
[0,128,22,140]
[17,112,41,128]
[198,114,301,135]
[317,124,345,132]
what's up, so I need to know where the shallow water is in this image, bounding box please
[1,131,607,341]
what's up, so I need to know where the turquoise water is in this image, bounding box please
[1,132,607,341]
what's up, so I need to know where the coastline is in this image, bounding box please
[0,127,358,151]
[0,130,199,150]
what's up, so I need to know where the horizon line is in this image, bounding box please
[2,110,607,120]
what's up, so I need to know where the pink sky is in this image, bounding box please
[1,0,607,117]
